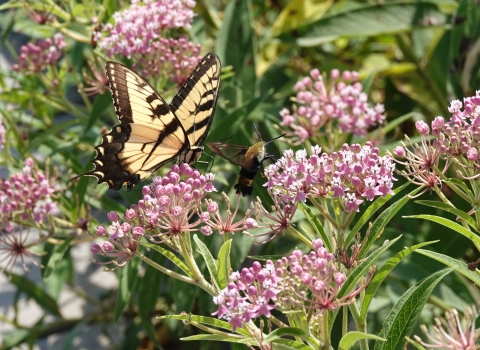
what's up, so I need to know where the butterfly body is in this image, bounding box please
[75,53,221,190]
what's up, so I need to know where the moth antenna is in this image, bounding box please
[253,123,263,141]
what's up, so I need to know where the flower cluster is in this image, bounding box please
[275,239,348,312]
[264,143,396,212]
[413,306,480,349]
[130,37,201,83]
[280,69,386,144]
[90,216,144,271]
[393,91,480,193]
[0,158,57,227]
[12,33,66,73]
[0,113,5,149]
[98,0,201,82]
[213,260,282,331]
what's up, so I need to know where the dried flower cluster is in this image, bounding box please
[280,69,386,144]
[13,33,66,73]
[413,306,480,349]
[264,143,396,212]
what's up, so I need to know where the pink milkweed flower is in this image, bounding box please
[13,33,66,74]
[264,143,395,213]
[213,260,282,331]
[280,68,386,145]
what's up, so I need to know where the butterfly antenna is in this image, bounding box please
[265,133,286,146]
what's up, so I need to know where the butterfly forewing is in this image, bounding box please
[75,53,221,191]
[170,53,221,147]
[207,142,249,166]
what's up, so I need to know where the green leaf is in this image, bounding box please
[415,200,476,228]
[114,257,141,323]
[217,239,232,289]
[84,92,111,134]
[329,236,402,332]
[4,271,61,316]
[347,182,412,245]
[43,238,72,280]
[138,250,163,348]
[215,0,256,105]
[181,334,245,342]
[263,327,318,346]
[0,329,30,349]
[298,201,332,251]
[443,178,474,199]
[339,331,386,350]
[295,2,447,47]
[141,242,192,277]
[269,0,333,37]
[360,241,438,320]
[62,317,90,350]
[415,249,480,286]
[160,314,250,336]
[374,268,453,350]
[404,214,480,246]
[193,234,219,289]
[360,185,425,259]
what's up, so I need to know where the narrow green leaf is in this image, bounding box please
[43,238,72,280]
[414,200,476,228]
[443,178,474,199]
[329,236,402,332]
[114,257,140,323]
[374,268,453,350]
[181,334,245,342]
[298,201,331,251]
[295,2,447,47]
[217,239,232,289]
[263,327,318,346]
[404,214,480,246]
[193,234,219,289]
[141,241,192,277]
[347,182,412,245]
[359,186,420,259]
[4,272,61,316]
[360,241,438,320]
[415,249,480,286]
[160,314,250,336]
[138,250,163,348]
[84,92,111,134]
[339,331,386,350]
[339,236,402,299]
[0,329,30,349]
[62,317,90,350]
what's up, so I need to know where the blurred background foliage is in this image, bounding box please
[0,0,479,349]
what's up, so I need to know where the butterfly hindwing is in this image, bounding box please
[170,53,221,147]
[76,53,221,190]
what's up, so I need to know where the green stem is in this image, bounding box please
[136,251,195,285]
[309,196,338,230]
[322,312,330,349]
[285,226,313,248]
[349,302,368,350]
[178,234,217,296]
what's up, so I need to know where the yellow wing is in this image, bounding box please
[170,53,221,147]
[76,53,221,191]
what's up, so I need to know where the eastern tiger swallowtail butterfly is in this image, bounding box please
[74,52,221,190]
[207,127,284,196]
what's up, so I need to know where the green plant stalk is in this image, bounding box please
[322,311,330,349]
[136,251,195,285]
[188,320,246,340]
[309,196,338,229]
[178,234,217,296]
[435,165,471,203]
[349,301,368,350]
[285,225,313,248]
